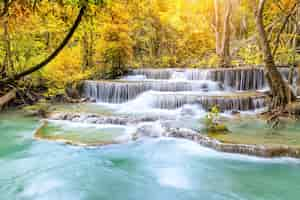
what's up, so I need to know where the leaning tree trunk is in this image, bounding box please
[0,89,16,111]
[253,0,295,109]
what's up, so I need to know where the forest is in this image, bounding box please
[0,0,299,105]
[1,1,300,199]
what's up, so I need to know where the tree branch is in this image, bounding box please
[272,2,298,56]
[1,3,87,84]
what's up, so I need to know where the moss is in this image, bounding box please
[23,100,51,117]
[207,124,229,134]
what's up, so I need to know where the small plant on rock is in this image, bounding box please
[205,106,229,134]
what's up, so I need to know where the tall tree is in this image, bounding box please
[214,0,222,57]
[252,0,295,108]
[214,0,232,67]
[220,0,232,67]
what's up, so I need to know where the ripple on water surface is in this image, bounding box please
[1,111,300,200]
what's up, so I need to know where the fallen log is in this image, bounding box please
[0,89,16,110]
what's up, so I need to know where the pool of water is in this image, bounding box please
[1,110,300,200]
[210,118,300,148]
[36,120,136,146]
[50,103,113,115]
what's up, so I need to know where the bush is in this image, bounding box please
[204,106,229,133]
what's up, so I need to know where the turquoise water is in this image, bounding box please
[37,120,135,145]
[1,110,300,200]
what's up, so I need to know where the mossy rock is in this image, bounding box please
[207,123,229,134]
[23,100,51,117]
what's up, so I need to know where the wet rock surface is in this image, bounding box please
[166,128,300,158]
[47,112,163,125]
[42,67,300,158]
[45,111,300,158]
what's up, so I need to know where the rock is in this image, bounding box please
[47,112,162,125]
[231,110,240,115]
[166,128,198,138]
[23,101,51,117]
[286,102,300,115]
[165,128,300,158]
[136,123,165,138]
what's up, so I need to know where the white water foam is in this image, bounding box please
[46,120,137,138]
[96,91,208,118]
[170,138,300,164]
[121,75,147,81]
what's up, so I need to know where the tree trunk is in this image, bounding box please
[88,26,94,67]
[0,0,10,19]
[253,0,295,108]
[214,0,222,56]
[82,31,89,69]
[220,0,232,67]
[1,6,13,77]
[0,89,16,111]
[288,22,298,87]
[297,63,300,96]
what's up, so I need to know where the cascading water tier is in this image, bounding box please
[82,67,271,112]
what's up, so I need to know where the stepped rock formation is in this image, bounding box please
[42,67,300,158]
[83,80,222,103]
[82,67,271,112]
[131,67,266,90]
[142,91,266,110]
[47,112,166,125]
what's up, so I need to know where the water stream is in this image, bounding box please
[1,68,300,199]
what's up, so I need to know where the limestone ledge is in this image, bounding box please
[166,128,300,159]
[47,112,165,125]
[38,113,300,158]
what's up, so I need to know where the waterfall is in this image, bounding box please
[81,67,273,112]
[130,69,173,79]
[136,91,267,111]
[131,67,266,90]
[83,80,222,103]
[185,68,266,90]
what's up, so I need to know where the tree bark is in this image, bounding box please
[3,15,13,73]
[297,62,300,96]
[214,0,222,56]
[0,0,11,19]
[253,0,295,108]
[1,3,87,84]
[220,0,232,67]
[0,89,16,110]
[82,31,89,69]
